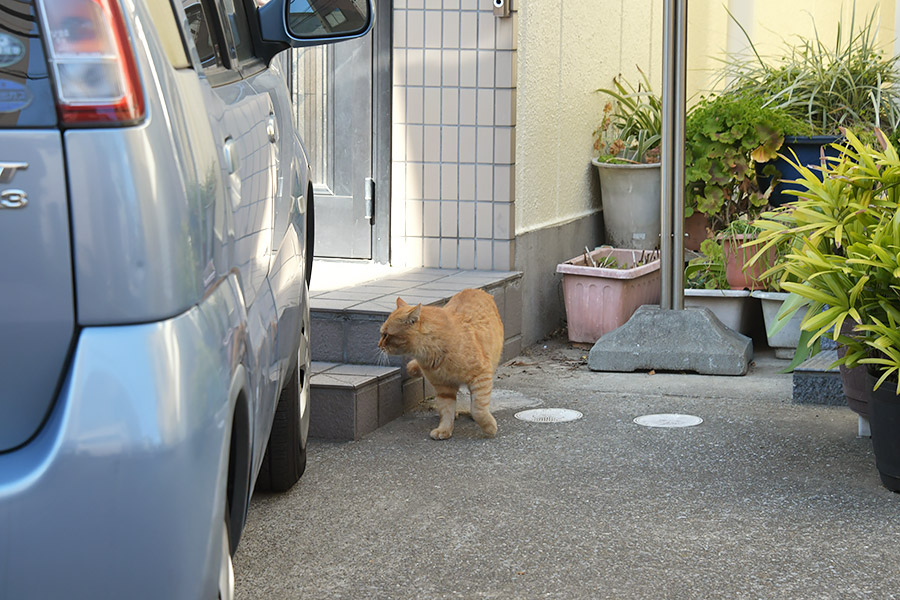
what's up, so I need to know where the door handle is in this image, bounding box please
[223,138,238,175]
[267,113,278,144]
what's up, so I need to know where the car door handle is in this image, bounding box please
[223,138,238,175]
[267,113,277,144]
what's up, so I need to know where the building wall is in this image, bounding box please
[687,0,897,99]
[513,0,663,345]
[511,0,899,346]
[514,0,663,238]
[391,0,518,270]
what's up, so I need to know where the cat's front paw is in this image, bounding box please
[430,427,452,440]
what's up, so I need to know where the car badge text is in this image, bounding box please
[0,161,28,209]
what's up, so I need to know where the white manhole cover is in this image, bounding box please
[515,408,583,423]
[633,414,703,428]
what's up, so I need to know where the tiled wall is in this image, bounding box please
[391,0,517,270]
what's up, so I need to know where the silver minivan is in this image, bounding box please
[0,0,370,597]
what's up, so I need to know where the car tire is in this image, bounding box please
[255,303,311,493]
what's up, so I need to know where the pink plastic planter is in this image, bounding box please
[556,248,661,343]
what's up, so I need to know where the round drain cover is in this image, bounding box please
[515,408,583,423]
[633,414,703,428]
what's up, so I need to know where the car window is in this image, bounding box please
[222,0,256,66]
[182,0,229,76]
[0,0,57,127]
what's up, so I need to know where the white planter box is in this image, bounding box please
[752,290,805,358]
[684,289,754,335]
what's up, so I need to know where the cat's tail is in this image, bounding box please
[406,359,422,377]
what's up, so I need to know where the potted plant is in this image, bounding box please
[718,6,900,205]
[683,238,756,336]
[557,247,661,344]
[684,93,813,232]
[749,130,900,491]
[592,69,662,251]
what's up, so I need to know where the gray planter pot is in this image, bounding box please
[752,290,804,359]
[684,288,755,335]
[592,159,661,251]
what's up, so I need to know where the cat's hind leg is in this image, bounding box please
[468,372,498,437]
[430,384,458,440]
[406,359,422,377]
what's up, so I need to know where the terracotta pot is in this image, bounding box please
[684,212,710,251]
[557,248,661,344]
[721,234,773,291]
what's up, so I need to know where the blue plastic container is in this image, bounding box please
[761,135,841,207]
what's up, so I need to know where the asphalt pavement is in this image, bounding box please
[234,335,900,600]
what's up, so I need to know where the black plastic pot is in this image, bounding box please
[838,344,868,417]
[760,135,842,207]
[867,370,900,493]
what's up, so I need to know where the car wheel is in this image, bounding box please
[218,514,234,600]
[256,301,311,492]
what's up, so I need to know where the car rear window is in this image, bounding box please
[0,0,57,127]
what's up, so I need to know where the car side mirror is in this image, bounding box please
[254,0,373,62]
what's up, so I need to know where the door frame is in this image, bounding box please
[371,0,392,264]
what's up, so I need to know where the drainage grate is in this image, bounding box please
[633,414,703,428]
[515,408,583,423]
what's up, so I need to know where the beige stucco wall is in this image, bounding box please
[514,0,663,236]
[687,0,897,99]
[515,0,897,238]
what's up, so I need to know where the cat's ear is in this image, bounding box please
[406,304,422,324]
[396,297,408,308]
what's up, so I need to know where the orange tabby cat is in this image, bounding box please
[378,288,504,440]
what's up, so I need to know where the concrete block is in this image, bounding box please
[588,305,753,376]
[354,384,379,439]
[378,373,404,426]
[402,376,425,411]
[309,386,355,441]
[486,284,506,329]
[792,372,846,406]
[311,315,344,362]
[792,350,846,406]
[504,276,523,338]
[345,317,384,364]
[501,335,522,364]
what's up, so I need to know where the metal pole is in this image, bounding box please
[660,0,676,310]
[672,0,687,310]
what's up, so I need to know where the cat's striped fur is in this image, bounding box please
[378,288,504,440]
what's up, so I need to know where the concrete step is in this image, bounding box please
[310,269,523,366]
[309,362,402,441]
[792,349,846,406]
[308,267,523,441]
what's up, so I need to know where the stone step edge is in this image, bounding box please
[791,349,845,407]
[309,362,403,441]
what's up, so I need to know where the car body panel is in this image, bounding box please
[0,131,74,452]
[0,0,370,595]
[0,275,245,599]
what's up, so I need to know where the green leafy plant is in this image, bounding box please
[583,247,659,269]
[684,93,813,231]
[593,69,662,164]
[685,238,728,289]
[716,4,900,136]
[748,129,900,391]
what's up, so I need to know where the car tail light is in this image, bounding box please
[37,0,145,125]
